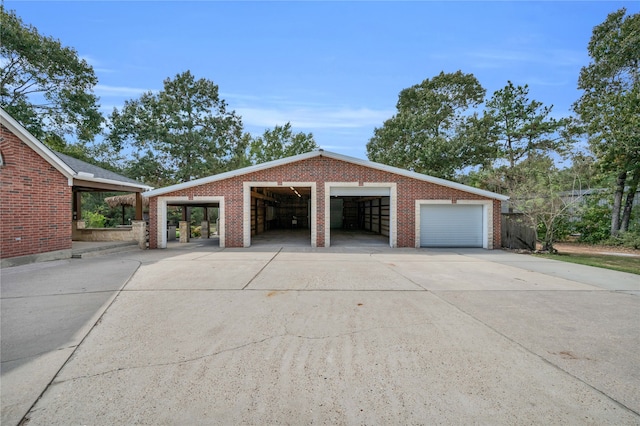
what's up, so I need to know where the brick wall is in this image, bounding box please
[0,124,72,259]
[149,156,501,249]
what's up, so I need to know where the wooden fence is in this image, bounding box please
[501,213,536,250]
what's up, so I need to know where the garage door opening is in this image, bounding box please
[250,186,312,246]
[327,188,392,247]
[165,203,221,247]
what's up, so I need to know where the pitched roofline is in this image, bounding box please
[1,107,76,181]
[0,107,152,192]
[145,149,509,201]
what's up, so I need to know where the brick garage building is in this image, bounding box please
[146,150,508,249]
[0,108,151,267]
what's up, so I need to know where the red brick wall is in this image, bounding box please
[0,124,72,259]
[149,156,502,249]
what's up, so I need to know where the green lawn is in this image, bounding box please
[536,252,640,275]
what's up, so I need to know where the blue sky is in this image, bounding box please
[6,1,638,159]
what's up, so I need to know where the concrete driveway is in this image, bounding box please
[1,244,639,425]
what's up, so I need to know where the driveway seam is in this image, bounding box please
[241,248,282,290]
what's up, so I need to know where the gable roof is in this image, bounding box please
[0,107,152,192]
[145,149,508,201]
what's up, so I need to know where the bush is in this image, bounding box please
[574,202,611,244]
[83,211,106,228]
[605,230,640,249]
[191,226,201,238]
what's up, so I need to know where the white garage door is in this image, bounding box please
[420,204,483,247]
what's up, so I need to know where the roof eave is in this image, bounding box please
[75,175,153,192]
[145,149,508,201]
[144,150,322,197]
[320,151,509,201]
[0,108,76,179]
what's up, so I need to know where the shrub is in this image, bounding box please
[574,202,611,244]
[605,230,640,249]
[83,211,106,228]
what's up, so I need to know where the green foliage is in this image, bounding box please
[605,230,640,249]
[483,81,572,192]
[0,5,102,142]
[83,210,106,228]
[575,200,612,244]
[508,155,583,252]
[367,71,492,179]
[107,71,247,185]
[81,192,136,228]
[574,8,640,234]
[250,123,318,164]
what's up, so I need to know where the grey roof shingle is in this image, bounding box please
[52,151,144,186]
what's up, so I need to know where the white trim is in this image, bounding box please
[156,196,225,248]
[74,176,152,191]
[415,199,492,249]
[144,149,508,201]
[324,182,397,248]
[243,182,317,247]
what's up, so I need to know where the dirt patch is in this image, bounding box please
[552,242,640,258]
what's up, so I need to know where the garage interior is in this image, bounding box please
[329,196,390,246]
[250,186,312,245]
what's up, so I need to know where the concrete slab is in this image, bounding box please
[1,257,141,426]
[434,290,640,415]
[24,290,639,425]
[4,246,639,425]
[248,258,422,291]
[387,259,602,291]
[1,348,74,426]
[125,259,270,290]
[457,249,640,291]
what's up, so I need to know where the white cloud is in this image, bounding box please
[468,48,585,68]
[94,84,151,97]
[237,106,393,130]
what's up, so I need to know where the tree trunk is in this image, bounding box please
[541,221,555,253]
[611,170,626,236]
[620,171,639,232]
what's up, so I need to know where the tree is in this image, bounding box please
[366,71,493,179]
[574,8,640,235]
[508,155,584,252]
[483,81,572,193]
[0,6,102,142]
[249,122,318,164]
[107,71,247,185]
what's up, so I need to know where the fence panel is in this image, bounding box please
[501,214,536,250]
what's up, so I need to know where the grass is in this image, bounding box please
[535,252,640,275]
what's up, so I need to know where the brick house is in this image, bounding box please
[0,108,151,267]
[145,150,508,249]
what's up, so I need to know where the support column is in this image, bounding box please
[202,207,209,238]
[179,221,190,243]
[135,192,143,220]
[132,220,147,249]
[72,191,84,239]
